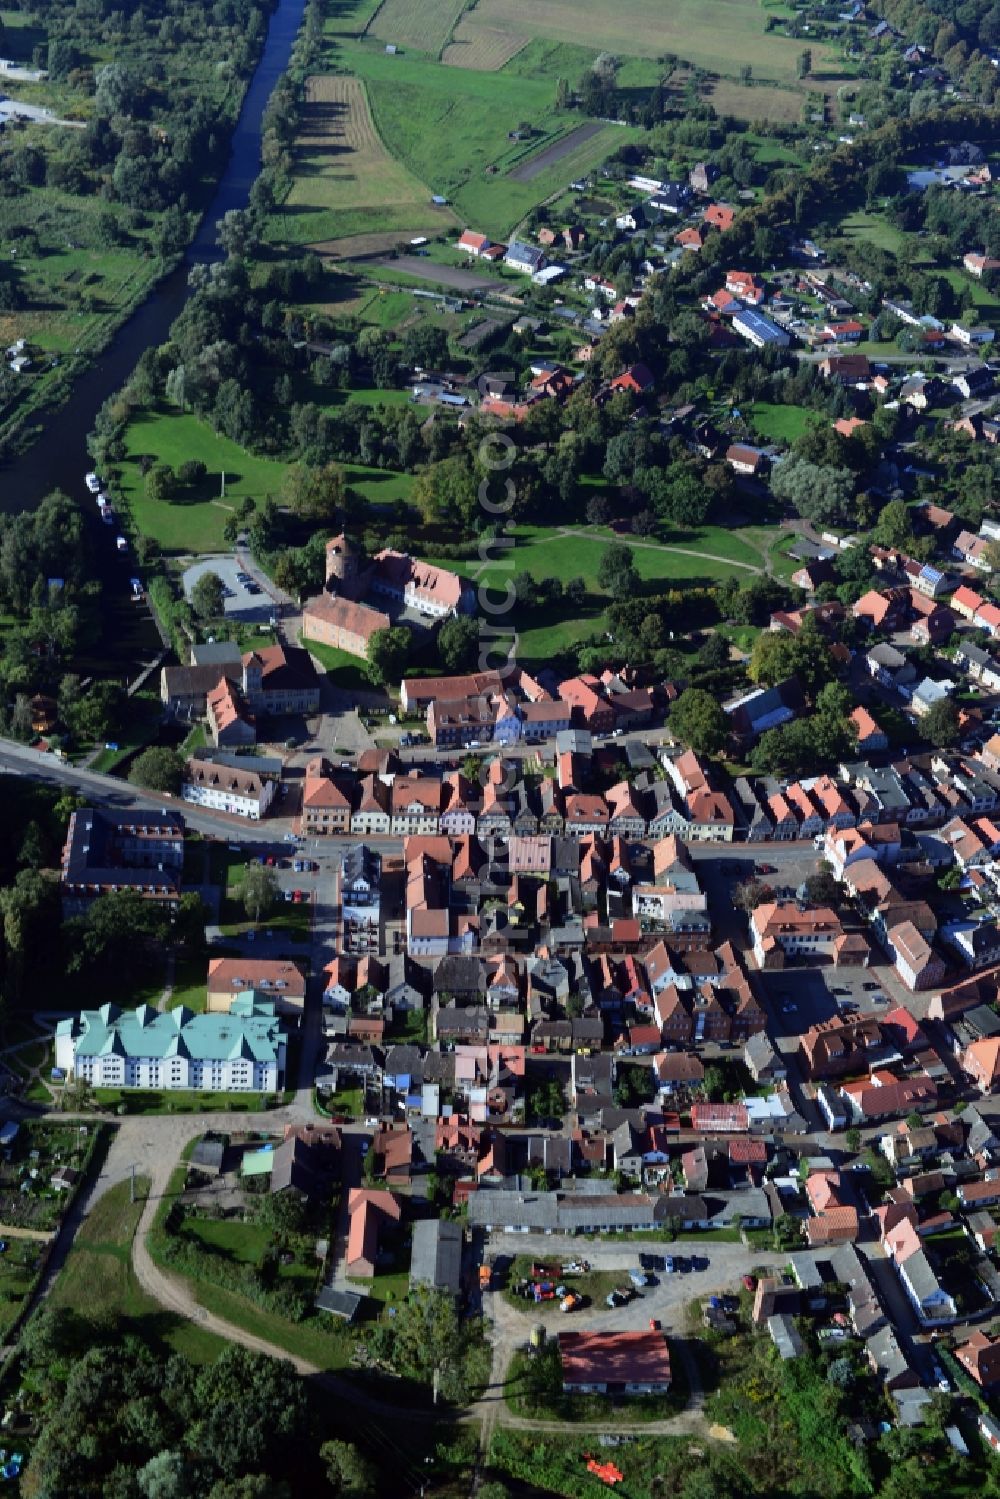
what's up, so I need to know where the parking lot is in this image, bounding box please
[758,963,893,1045]
[689,843,824,948]
[487,1234,787,1338]
[182,555,275,622]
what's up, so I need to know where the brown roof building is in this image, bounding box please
[558,1331,671,1394]
[955,1331,1000,1387]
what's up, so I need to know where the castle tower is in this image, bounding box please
[325,533,361,596]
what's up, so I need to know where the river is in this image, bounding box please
[0,0,307,675]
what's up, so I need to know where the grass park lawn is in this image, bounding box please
[88,689,162,773]
[942,268,1000,325]
[833,208,907,255]
[477,524,758,594]
[347,1268,412,1309]
[47,1178,225,1363]
[748,401,818,445]
[146,1169,355,1372]
[114,407,415,554]
[717,622,762,655]
[168,1276,355,1370]
[116,410,283,554]
[220,900,312,944]
[465,521,767,663]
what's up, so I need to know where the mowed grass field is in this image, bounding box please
[369,0,468,54]
[342,42,629,236]
[454,0,844,86]
[275,74,453,245]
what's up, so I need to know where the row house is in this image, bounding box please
[652,944,765,1045]
[954,641,1000,692]
[824,820,902,878]
[942,813,1000,869]
[886,921,946,992]
[557,675,616,735]
[663,751,736,842]
[392,775,445,836]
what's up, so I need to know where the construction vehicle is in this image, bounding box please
[479,1264,492,1291]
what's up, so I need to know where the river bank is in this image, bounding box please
[0,0,309,680]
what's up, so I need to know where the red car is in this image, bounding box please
[742,1274,757,1292]
[265,855,275,867]
[755,863,775,875]
[293,889,304,903]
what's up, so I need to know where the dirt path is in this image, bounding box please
[130,1153,323,1376]
[556,526,766,575]
[508,121,606,182]
[373,255,498,290]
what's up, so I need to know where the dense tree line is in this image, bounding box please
[17,1310,320,1499]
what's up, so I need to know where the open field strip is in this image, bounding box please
[454,0,845,85]
[342,42,632,235]
[275,73,453,245]
[369,0,468,54]
[707,79,806,123]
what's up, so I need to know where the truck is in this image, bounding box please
[560,1292,582,1313]
[479,1264,492,1291]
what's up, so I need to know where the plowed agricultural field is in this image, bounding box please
[275,75,453,244]
[369,0,468,54]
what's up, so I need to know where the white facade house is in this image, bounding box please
[182,758,276,820]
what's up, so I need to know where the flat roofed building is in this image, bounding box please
[409,1218,463,1297]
